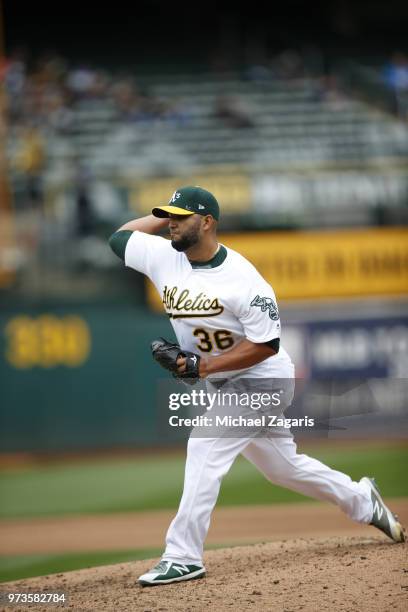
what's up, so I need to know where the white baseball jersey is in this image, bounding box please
[125,231,294,379]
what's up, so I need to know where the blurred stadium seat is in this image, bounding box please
[1,3,407,450]
[2,51,408,299]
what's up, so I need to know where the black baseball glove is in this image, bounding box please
[151,337,201,385]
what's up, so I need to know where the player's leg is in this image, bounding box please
[242,433,372,522]
[138,433,253,585]
[242,433,404,542]
[163,434,252,564]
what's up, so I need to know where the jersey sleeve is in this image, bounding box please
[109,230,133,260]
[237,274,281,343]
[124,231,173,281]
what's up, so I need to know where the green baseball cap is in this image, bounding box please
[152,186,220,220]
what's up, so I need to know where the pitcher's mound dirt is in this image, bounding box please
[1,536,407,612]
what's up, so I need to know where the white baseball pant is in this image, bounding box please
[162,431,373,564]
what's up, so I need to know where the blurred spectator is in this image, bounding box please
[43,90,75,134]
[33,51,67,87]
[272,49,304,80]
[320,74,349,110]
[66,64,97,100]
[111,78,139,120]
[12,125,46,210]
[156,97,191,127]
[130,89,158,123]
[212,94,255,128]
[88,70,110,100]
[3,49,27,98]
[73,163,95,237]
[111,79,190,127]
[3,48,28,123]
[383,52,408,92]
[383,52,408,118]
[243,62,272,86]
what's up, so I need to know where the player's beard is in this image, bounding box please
[171,225,201,252]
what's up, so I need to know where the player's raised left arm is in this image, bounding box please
[116,215,169,234]
[108,215,168,261]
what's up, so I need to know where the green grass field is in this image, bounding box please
[0,442,407,582]
[0,444,407,519]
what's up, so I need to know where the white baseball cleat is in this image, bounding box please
[362,477,405,543]
[138,560,206,586]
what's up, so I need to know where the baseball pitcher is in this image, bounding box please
[109,186,405,586]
